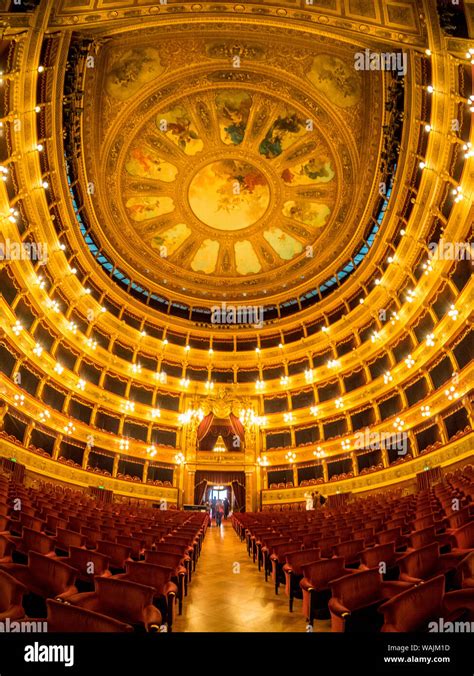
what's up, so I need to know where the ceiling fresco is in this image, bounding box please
[81,27,384,301]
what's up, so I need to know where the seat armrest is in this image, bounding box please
[399,573,422,584]
[144,604,163,632]
[328,597,351,617]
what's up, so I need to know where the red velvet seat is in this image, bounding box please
[44,514,68,537]
[154,543,192,582]
[376,527,407,551]
[116,536,143,560]
[96,540,131,571]
[317,536,340,558]
[0,551,78,606]
[354,528,376,547]
[359,543,399,579]
[67,576,162,632]
[81,526,101,549]
[57,546,111,584]
[396,542,457,585]
[12,527,56,558]
[268,541,303,593]
[447,521,474,559]
[114,561,177,630]
[144,551,187,611]
[0,534,15,564]
[458,552,474,588]
[45,598,133,632]
[332,539,365,567]
[283,548,320,612]
[55,528,86,553]
[261,537,294,582]
[328,568,413,632]
[300,557,357,624]
[0,569,27,620]
[379,575,473,631]
[407,525,452,553]
[165,536,196,570]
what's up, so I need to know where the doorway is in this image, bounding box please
[209,486,229,502]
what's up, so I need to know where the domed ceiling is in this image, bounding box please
[80,27,384,302]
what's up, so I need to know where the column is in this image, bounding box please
[408,430,419,457]
[143,459,149,484]
[436,415,448,445]
[351,451,359,476]
[322,459,328,483]
[52,435,62,461]
[82,445,91,470]
[381,444,389,468]
[112,454,120,478]
[292,465,298,487]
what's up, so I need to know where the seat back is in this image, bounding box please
[302,557,347,588]
[123,561,173,594]
[46,599,133,632]
[317,536,340,557]
[56,528,85,550]
[412,515,435,531]
[29,551,77,595]
[22,528,55,555]
[377,527,403,546]
[330,568,383,610]
[360,542,396,570]
[354,528,375,544]
[116,536,142,559]
[81,526,101,548]
[94,576,155,623]
[398,542,440,579]
[97,540,131,568]
[380,575,445,631]
[20,514,44,532]
[45,515,68,534]
[285,548,321,574]
[144,551,183,570]
[452,521,474,549]
[0,569,27,613]
[154,543,187,558]
[408,526,437,550]
[447,506,470,530]
[333,539,364,559]
[0,534,14,560]
[68,546,110,577]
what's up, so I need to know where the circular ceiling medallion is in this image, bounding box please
[188,159,270,231]
[85,31,384,302]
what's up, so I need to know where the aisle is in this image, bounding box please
[173,519,329,632]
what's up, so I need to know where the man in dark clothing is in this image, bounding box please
[223,497,230,519]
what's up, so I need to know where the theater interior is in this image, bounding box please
[0,0,472,668]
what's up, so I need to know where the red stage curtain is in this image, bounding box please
[197,413,214,442]
[194,479,208,505]
[232,480,246,512]
[229,413,244,439]
[198,415,244,451]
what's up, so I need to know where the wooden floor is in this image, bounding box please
[173,519,331,632]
